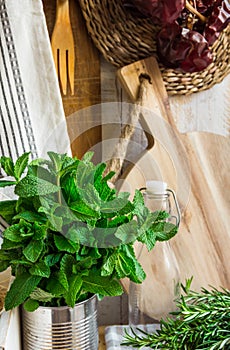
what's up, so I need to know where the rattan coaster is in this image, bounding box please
[79,0,229,95]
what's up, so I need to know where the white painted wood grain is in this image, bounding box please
[169,75,230,137]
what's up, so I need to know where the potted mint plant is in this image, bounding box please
[0,151,178,350]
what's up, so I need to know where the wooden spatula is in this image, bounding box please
[117,56,230,294]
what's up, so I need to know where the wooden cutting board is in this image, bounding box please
[42,0,101,159]
[117,57,230,292]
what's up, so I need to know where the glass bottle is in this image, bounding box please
[129,181,181,325]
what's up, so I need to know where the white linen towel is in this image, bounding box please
[0,0,70,164]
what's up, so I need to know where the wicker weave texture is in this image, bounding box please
[79,0,230,95]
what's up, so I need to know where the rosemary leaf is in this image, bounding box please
[122,280,230,349]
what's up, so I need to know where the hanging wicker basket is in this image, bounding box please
[79,0,230,95]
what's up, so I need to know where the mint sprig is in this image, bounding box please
[0,152,178,310]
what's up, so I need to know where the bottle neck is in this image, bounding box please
[140,182,181,226]
[142,190,170,213]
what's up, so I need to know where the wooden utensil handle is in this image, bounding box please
[56,0,70,22]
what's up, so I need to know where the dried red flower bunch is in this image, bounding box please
[123,0,230,72]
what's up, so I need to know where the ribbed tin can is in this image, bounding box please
[22,294,98,350]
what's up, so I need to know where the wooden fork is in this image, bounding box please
[51,0,75,95]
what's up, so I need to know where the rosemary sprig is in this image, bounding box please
[123,279,230,349]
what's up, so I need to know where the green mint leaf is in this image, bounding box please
[103,170,116,183]
[0,250,11,261]
[29,158,50,167]
[3,224,32,242]
[82,273,123,297]
[47,152,66,173]
[115,257,131,279]
[57,254,75,290]
[78,245,90,256]
[93,226,121,247]
[57,270,69,291]
[0,200,16,223]
[107,215,129,227]
[60,254,75,274]
[4,273,41,310]
[101,253,116,276]
[14,152,30,181]
[96,179,115,202]
[33,223,47,240]
[78,184,101,211]
[0,180,17,188]
[0,261,10,272]
[81,151,94,163]
[10,259,32,267]
[155,222,178,241]
[101,182,116,201]
[61,176,79,204]
[15,175,60,197]
[23,298,39,312]
[117,201,134,216]
[54,205,80,226]
[0,156,15,177]
[45,253,62,267]
[30,288,54,302]
[46,277,66,297]
[37,202,63,231]
[118,245,146,283]
[70,201,100,219]
[29,261,50,278]
[75,159,95,190]
[61,156,78,172]
[74,256,95,272]
[100,192,130,214]
[93,163,106,183]
[13,211,46,225]
[64,275,83,307]
[66,225,93,246]
[48,214,63,232]
[137,210,160,236]
[133,190,145,217]
[94,162,115,183]
[28,164,54,184]
[93,163,116,201]
[23,240,44,263]
[1,238,24,250]
[0,151,180,310]
[54,234,78,253]
[115,220,138,244]
[89,247,102,259]
[137,229,156,251]
[155,211,170,220]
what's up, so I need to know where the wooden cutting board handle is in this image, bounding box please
[117,57,191,211]
[118,57,171,119]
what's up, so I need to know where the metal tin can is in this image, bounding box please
[22,294,98,350]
